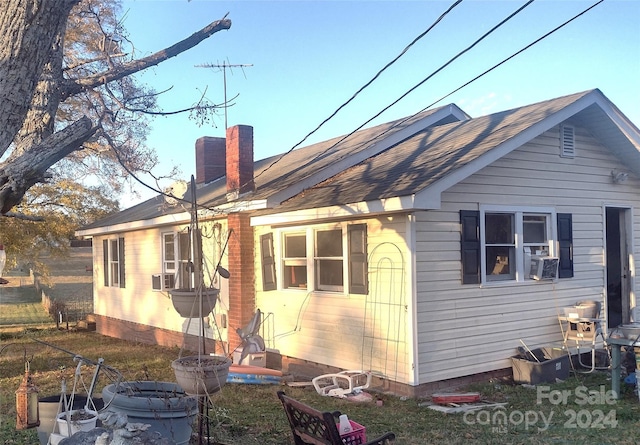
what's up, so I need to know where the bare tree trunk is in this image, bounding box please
[0,0,79,155]
[12,28,66,159]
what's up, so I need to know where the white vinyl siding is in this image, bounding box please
[255,216,412,385]
[414,124,640,384]
[93,221,230,341]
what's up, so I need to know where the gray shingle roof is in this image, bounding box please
[80,88,640,233]
[80,105,463,231]
[264,90,598,213]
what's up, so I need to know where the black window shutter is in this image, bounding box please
[557,213,573,278]
[103,239,109,287]
[460,210,481,284]
[348,224,368,294]
[118,237,126,288]
[260,233,277,291]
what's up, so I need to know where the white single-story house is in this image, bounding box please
[77,89,640,394]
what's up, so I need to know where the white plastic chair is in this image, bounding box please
[560,301,606,372]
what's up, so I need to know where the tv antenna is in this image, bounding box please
[196,61,253,129]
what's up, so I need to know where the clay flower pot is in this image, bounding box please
[171,355,231,396]
[169,288,219,318]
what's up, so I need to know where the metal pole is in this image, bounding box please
[223,65,227,130]
[194,62,253,130]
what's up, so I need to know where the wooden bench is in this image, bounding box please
[277,391,395,445]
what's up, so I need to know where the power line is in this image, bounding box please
[422,0,604,113]
[254,0,464,182]
[357,0,605,152]
[283,0,603,173]
[117,1,603,211]
[302,0,536,166]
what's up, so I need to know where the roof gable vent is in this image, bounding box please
[560,124,575,158]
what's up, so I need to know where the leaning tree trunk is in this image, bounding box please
[0,0,80,156]
[0,117,95,213]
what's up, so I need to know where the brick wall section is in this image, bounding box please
[195,136,226,186]
[95,314,217,352]
[226,125,255,195]
[226,212,256,352]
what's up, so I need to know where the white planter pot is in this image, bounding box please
[55,409,98,436]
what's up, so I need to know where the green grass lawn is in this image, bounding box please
[1,329,640,445]
[0,281,52,327]
[1,250,639,444]
[0,248,92,330]
[0,301,52,325]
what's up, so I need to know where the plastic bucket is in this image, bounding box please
[37,395,103,445]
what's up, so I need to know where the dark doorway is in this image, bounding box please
[605,207,631,329]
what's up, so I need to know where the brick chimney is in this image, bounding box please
[224,124,256,355]
[226,212,256,354]
[195,136,226,186]
[226,125,255,200]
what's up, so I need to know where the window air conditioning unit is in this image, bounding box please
[152,274,162,291]
[529,256,559,280]
[152,273,176,290]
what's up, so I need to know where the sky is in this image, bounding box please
[119,0,640,206]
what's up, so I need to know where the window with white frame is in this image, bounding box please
[160,231,192,290]
[315,229,344,292]
[103,237,125,288]
[276,224,367,294]
[481,208,553,283]
[109,239,120,286]
[283,232,308,289]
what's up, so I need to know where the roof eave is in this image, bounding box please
[413,89,640,207]
[251,195,417,226]
[76,211,191,237]
[76,198,269,237]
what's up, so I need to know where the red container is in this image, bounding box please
[339,420,366,445]
[431,392,481,404]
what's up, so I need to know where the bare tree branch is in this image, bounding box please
[2,212,45,222]
[104,82,233,116]
[61,16,232,100]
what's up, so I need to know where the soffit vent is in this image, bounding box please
[560,124,575,158]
